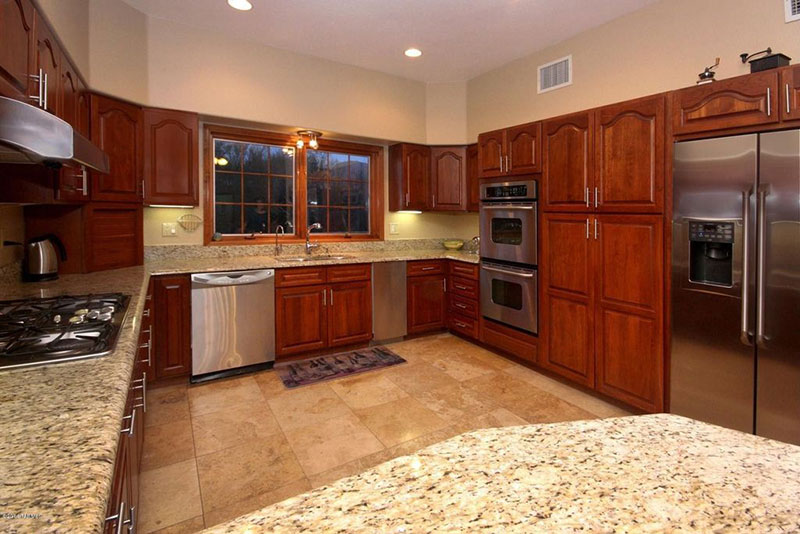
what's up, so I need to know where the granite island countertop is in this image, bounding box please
[0,248,478,533]
[203,414,800,534]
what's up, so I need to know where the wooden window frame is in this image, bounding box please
[204,125,384,245]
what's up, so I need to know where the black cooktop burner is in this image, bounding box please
[0,293,130,370]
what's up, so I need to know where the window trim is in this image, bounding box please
[203,125,384,245]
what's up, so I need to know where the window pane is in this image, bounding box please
[308,207,327,231]
[271,177,293,205]
[350,209,369,233]
[307,179,327,206]
[243,174,268,204]
[269,206,293,233]
[307,151,327,179]
[244,205,268,233]
[215,204,241,234]
[214,140,241,170]
[270,146,294,176]
[351,155,369,181]
[350,181,368,206]
[330,208,348,233]
[330,181,349,206]
[215,172,241,203]
[243,144,268,173]
[330,153,348,179]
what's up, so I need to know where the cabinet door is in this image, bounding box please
[143,108,199,206]
[430,146,466,211]
[594,215,664,412]
[405,144,430,210]
[477,129,505,178]
[466,144,479,212]
[506,122,542,175]
[104,434,131,534]
[34,19,60,116]
[84,203,143,272]
[275,285,327,357]
[782,65,800,122]
[539,213,594,386]
[595,95,665,213]
[407,274,446,334]
[76,77,90,137]
[0,0,35,101]
[91,94,143,202]
[56,64,90,203]
[542,112,593,212]
[672,71,779,134]
[153,275,192,379]
[328,281,373,347]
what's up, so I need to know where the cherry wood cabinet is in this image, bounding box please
[84,203,143,272]
[328,280,373,347]
[477,122,542,178]
[430,146,467,211]
[143,108,199,206]
[782,65,800,122]
[466,144,479,212]
[34,19,60,116]
[153,275,192,379]
[671,71,779,134]
[91,94,143,202]
[275,285,328,356]
[542,112,594,212]
[407,274,447,334]
[0,0,35,101]
[594,95,665,213]
[389,143,430,211]
[446,261,480,341]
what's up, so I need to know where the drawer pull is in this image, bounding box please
[142,308,150,317]
[421,266,436,271]
[455,284,469,291]
[455,321,468,329]
[455,303,467,309]
[120,408,136,436]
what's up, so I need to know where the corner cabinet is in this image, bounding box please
[430,146,467,211]
[477,121,541,178]
[153,274,192,379]
[389,143,430,211]
[91,94,143,203]
[143,108,199,206]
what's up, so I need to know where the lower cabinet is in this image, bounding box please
[539,213,664,412]
[407,261,447,335]
[153,274,192,379]
[446,261,480,341]
[275,265,372,358]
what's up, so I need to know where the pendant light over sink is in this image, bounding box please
[296,130,322,150]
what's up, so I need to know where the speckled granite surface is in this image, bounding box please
[202,414,800,533]
[0,249,477,533]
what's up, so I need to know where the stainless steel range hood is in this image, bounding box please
[0,96,109,173]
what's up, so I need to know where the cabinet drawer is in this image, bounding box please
[327,263,371,283]
[449,312,478,340]
[407,260,445,277]
[276,267,326,288]
[449,261,479,280]
[450,276,478,299]
[449,295,478,319]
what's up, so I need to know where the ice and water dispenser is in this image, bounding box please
[688,221,734,286]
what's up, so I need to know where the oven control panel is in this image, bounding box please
[480,180,538,201]
[689,221,734,243]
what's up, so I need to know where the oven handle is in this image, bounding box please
[481,265,535,278]
[480,205,535,210]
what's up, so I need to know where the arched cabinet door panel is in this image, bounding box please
[143,108,199,206]
[90,94,143,203]
[542,112,593,212]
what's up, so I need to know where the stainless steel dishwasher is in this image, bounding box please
[190,269,275,382]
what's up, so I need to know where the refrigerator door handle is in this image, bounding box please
[756,185,769,348]
[740,188,754,346]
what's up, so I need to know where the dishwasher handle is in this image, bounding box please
[191,269,275,287]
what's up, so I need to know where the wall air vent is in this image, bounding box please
[787,0,800,22]
[537,55,572,94]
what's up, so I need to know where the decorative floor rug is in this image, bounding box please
[276,346,406,388]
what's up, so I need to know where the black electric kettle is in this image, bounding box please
[24,234,67,282]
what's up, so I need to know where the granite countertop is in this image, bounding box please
[204,414,800,533]
[0,248,477,533]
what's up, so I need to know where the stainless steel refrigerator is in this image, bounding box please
[671,130,800,445]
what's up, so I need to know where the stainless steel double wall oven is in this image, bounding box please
[479,179,538,334]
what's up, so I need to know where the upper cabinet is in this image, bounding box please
[0,0,35,101]
[389,143,430,211]
[477,121,541,178]
[430,146,466,211]
[143,108,199,206]
[594,95,665,213]
[466,144,479,212]
[671,71,779,134]
[33,18,60,116]
[782,65,800,122]
[542,111,594,212]
[91,94,143,203]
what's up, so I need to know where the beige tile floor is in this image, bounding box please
[138,333,633,533]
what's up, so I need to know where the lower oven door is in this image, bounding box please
[480,261,538,334]
[479,202,537,265]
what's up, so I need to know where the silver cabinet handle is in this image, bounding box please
[594,218,599,240]
[142,308,150,317]
[455,302,467,309]
[405,192,410,206]
[454,321,468,329]
[432,195,436,208]
[421,266,436,271]
[740,189,753,346]
[132,372,147,413]
[443,278,447,292]
[498,146,504,173]
[585,187,590,208]
[787,83,792,115]
[454,284,468,291]
[106,500,126,534]
[594,187,599,209]
[481,264,535,278]
[766,87,771,117]
[126,506,135,533]
[329,288,333,306]
[29,68,44,107]
[756,185,768,347]
[323,288,326,306]
[121,407,136,436]
[481,205,535,210]
[586,218,590,239]
[43,72,48,111]
[505,155,510,174]
[78,166,88,194]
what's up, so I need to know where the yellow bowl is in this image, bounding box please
[443,240,464,250]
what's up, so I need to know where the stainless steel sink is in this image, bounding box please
[276,255,352,262]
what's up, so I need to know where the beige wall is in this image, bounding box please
[467,0,800,138]
[426,82,468,145]
[0,206,25,268]
[35,0,90,77]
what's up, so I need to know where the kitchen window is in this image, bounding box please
[204,125,383,244]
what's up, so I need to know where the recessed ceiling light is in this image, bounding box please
[227,0,252,11]
[404,48,422,58]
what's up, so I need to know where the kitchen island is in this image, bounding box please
[203,414,800,533]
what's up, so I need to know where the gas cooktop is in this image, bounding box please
[0,293,130,370]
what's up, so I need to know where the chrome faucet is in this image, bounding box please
[275,225,284,256]
[306,223,322,255]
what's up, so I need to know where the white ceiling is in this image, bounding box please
[122,0,658,83]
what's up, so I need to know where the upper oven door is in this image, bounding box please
[480,202,538,265]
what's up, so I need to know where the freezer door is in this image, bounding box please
[756,130,800,445]
[670,135,758,433]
